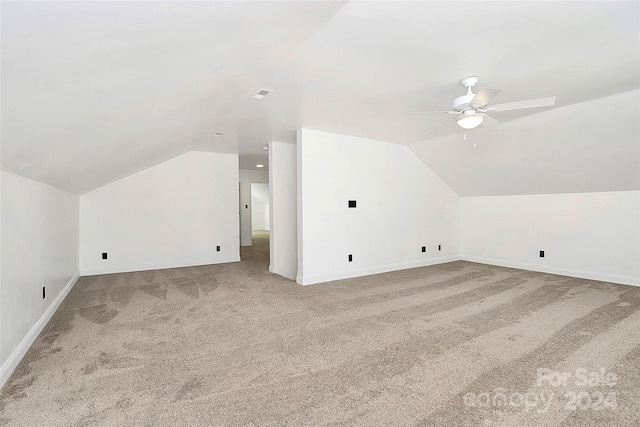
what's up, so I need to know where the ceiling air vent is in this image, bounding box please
[251,88,273,100]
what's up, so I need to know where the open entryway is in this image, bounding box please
[238,182,270,267]
[250,183,270,234]
[238,160,269,249]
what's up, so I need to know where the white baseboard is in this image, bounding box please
[297,256,459,286]
[296,255,639,287]
[270,265,296,281]
[80,256,241,276]
[0,272,80,389]
[461,255,639,287]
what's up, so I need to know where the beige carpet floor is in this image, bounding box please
[1,231,639,426]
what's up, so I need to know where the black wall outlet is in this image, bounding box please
[422,246,426,253]
[348,200,357,208]
[348,254,353,262]
[42,286,46,299]
[540,250,545,258]
[216,246,221,252]
[245,205,248,209]
[438,245,441,251]
[102,252,108,260]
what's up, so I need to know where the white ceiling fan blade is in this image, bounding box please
[486,96,556,112]
[480,114,501,128]
[480,114,521,132]
[408,110,458,115]
[421,117,454,131]
[471,88,501,108]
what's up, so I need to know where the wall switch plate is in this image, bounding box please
[348,200,356,208]
[216,246,221,252]
[422,246,426,253]
[102,252,108,260]
[348,254,353,262]
[540,250,545,258]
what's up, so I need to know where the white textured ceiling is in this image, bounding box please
[2,1,638,195]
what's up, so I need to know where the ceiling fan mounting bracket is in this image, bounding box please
[454,76,480,111]
[459,76,479,89]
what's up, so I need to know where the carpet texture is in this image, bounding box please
[1,231,639,426]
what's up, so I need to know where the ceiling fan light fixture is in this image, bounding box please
[409,76,556,133]
[456,112,484,129]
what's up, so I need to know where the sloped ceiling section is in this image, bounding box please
[1,1,638,196]
[1,1,346,193]
[410,90,640,197]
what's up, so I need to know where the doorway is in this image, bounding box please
[250,183,270,235]
[240,183,270,265]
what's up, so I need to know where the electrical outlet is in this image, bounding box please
[348,200,357,208]
[42,286,46,299]
[102,252,108,260]
[348,254,353,262]
[216,246,221,252]
[438,245,441,251]
[540,250,545,258]
[422,246,426,253]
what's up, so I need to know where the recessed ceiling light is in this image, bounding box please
[256,164,264,168]
[251,88,273,100]
[214,132,223,137]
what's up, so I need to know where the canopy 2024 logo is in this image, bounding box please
[537,367,618,412]
[462,367,619,413]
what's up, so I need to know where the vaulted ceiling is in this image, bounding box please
[2,1,638,195]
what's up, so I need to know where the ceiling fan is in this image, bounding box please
[410,76,556,130]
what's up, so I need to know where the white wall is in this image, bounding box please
[269,141,298,280]
[250,183,270,231]
[239,169,268,246]
[461,191,640,286]
[1,171,79,387]
[297,129,459,285]
[80,151,239,275]
[251,198,266,230]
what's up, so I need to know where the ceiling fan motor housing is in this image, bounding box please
[453,94,476,112]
